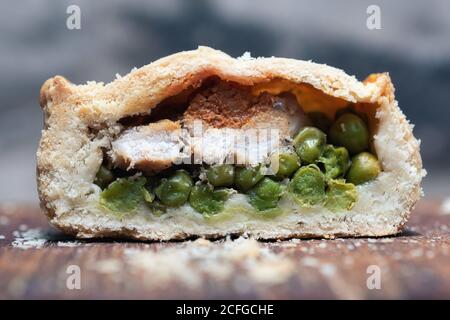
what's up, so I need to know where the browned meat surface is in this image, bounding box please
[183,82,274,129]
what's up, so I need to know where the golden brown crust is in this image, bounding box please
[37,47,425,240]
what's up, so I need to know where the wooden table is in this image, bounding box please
[0,200,449,299]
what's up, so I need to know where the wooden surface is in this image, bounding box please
[0,200,449,299]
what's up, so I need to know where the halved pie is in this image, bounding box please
[37,47,425,240]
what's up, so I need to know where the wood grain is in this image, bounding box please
[0,200,449,299]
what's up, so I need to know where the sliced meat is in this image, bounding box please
[110,120,187,174]
[184,83,309,165]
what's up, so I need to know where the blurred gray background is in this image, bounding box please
[0,0,449,202]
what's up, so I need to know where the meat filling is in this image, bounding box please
[110,120,187,175]
[110,81,308,173]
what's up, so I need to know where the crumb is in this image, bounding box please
[249,259,295,285]
[320,264,336,277]
[89,259,122,274]
[317,242,327,249]
[56,241,82,247]
[124,237,298,290]
[301,257,319,267]
[193,238,211,247]
[238,51,252,61]
[12,228,47,249]
[440,197,450,215]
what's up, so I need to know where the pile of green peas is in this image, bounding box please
[97,112,381,215]
[288,112,381,193]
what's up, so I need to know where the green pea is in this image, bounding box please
[293,127,326,163]
[206,164,235,187]
[289,165,326,206]
[249,178,283,211]
[325,179,357,211]
[189,184,233,215]
[142,186,155,203]
[234,165,264,192]
[307,112,333,132]
[274,152,301,179]
[329,113,369,155]
[100,177,146,213]
[94,165,114,189]
[142,182,168,216]
[346,152,381,185]
[318,145,350,179]
[155,170,193,206]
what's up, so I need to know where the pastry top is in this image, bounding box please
[40,46,387,123]
[37,46,425,239]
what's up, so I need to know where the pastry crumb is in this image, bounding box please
[12,228,47,249]
[440,197,450,215]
